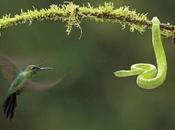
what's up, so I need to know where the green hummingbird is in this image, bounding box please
[0,55,62,120]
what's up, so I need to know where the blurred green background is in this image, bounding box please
[0,0,175,130]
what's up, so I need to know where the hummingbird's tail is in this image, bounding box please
[3,92,17,120]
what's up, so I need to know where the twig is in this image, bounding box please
[0,2,174,37]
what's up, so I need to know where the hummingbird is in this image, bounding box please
[0,55,63,120]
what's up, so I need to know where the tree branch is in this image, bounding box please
[0,2,174,37]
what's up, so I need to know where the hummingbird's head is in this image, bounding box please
[25,65,53,75]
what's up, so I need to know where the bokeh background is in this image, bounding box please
[0,0,175,130]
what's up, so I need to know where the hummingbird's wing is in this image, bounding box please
[25,76,65,91]
[0,55,18,81]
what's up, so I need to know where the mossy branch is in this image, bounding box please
[0,2,174,38]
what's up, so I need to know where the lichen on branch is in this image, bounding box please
[0,2,174,37]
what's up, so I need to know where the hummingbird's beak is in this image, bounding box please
[38,67,53,71]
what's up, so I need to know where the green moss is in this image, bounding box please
[0,2,174,37]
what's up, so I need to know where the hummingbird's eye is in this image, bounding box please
[31,66,40,71]
[31,66,37,71]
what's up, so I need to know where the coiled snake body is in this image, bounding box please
[114,17,167,89]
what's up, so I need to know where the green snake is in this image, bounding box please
[114,17,167,89]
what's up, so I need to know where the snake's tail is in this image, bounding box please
[114,69,141,77]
